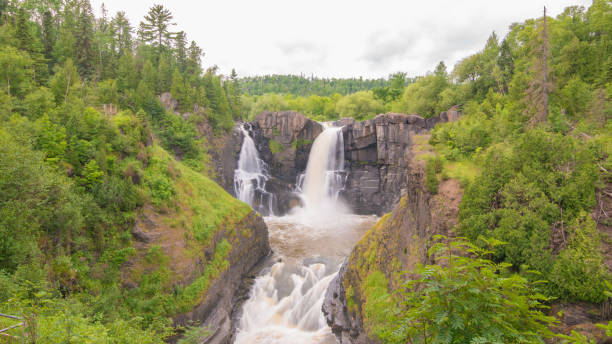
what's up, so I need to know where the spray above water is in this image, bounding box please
[234,124,275,216]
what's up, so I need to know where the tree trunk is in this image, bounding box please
[542,6,549,122]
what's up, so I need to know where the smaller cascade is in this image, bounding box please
[234,124,275,215]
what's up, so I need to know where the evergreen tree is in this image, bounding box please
[157,54,172,94]
[141,60,157,93]
[175,31,187,72]
[41,10,56,61]
[186,40,203,76]
[497,38,514,94]
[228,68,242,118]
[524,7,553,124]
[117,51,138,92]
[138,4,176,55]
[73,0,95,78]
[15,7,34,54]
[170,68,188,111]
[111,11,132,55]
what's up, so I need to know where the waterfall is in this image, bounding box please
[294,124,348,219]
[234,124,275,216]
[234,123,371,344]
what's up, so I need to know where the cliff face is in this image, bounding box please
[338,111,458,215]
[253,111,324,182]
[322,135,463,343]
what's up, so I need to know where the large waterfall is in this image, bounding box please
[234,124,275,215]
[299,125,347,210]
[234,125,376,344]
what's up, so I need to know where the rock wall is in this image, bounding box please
[338,112,455,215]
[252,111,324,184]
[322,141,463,343]
[173,212,270,344]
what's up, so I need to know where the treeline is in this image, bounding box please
[0,0,246,342]
[239,74,400,97]
[241,72,409,120]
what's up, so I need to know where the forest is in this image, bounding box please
[0,0,610,343]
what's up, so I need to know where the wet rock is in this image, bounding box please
[342,111,458,215]
[253,111,324,184]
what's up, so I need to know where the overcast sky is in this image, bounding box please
[90,0,592,79]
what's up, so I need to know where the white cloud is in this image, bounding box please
[91,0,592,78]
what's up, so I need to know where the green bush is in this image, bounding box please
[390,237,557,344]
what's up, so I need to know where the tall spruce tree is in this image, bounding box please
[524,7,553,124]
[74,0,95,78]
[175,31,187,72]
[111,11,132,55]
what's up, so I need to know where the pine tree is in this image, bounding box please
[117,51,138,92]
[74,0,95,78]
[138,4,176,55]
[15,7,34,53]
[141,60,157,93]
[111,11,132,55]
[227,68,242,118]
[170,68,189,111]
[497,38,514,94]
[41,10,56,61]
[524,7,553,124]
[186,40,203,76]
[175,31,187,72]
[157,54,172,94]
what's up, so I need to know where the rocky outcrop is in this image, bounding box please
[252,111,324,184]
[323,138,463,343]
[339,111,458,215]
[207,127,244,194]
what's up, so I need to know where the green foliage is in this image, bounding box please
[177,326,210,344]
[335,91,384,120]
[0,2,256,342]
[390,237,557,344]
[548,215,608,302]
[425,157,441,194]
[269,139,284,154]
[240,74,392,97]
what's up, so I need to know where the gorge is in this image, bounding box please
[218,110,458,343]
